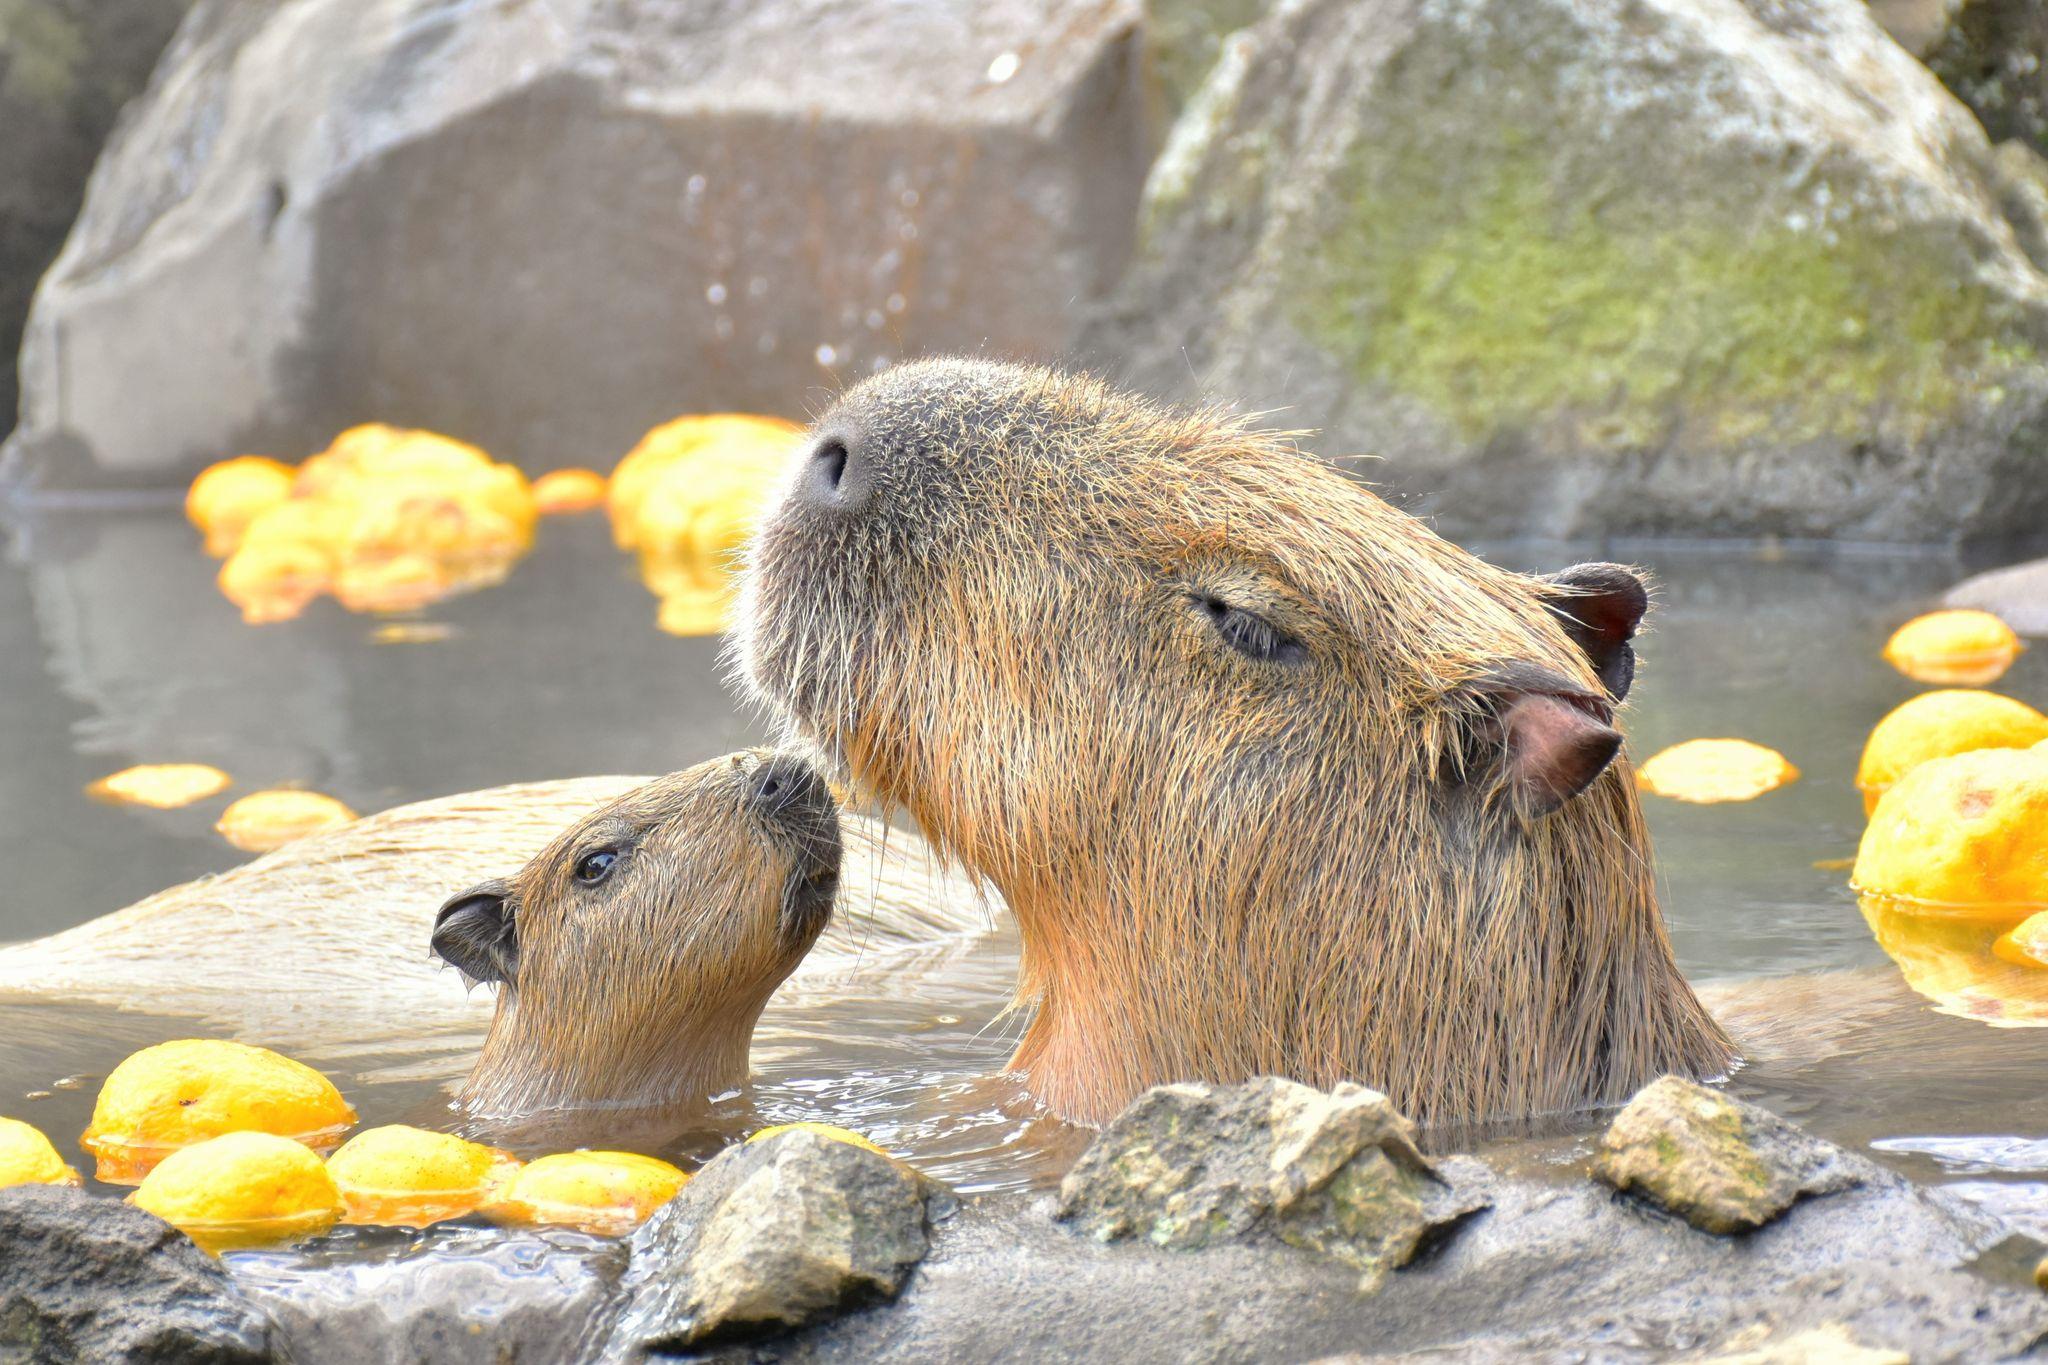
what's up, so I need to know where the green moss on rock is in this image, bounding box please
[1293,98,2040,452]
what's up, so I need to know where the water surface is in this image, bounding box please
[2,510,2045,1248]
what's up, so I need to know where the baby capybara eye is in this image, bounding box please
[573,848,619,885]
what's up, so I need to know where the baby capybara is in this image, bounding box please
[739,359,1733,1127]
[434,752,840,1116]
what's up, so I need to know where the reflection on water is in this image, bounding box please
[1860,896,2048,1027]
[3,515,2048,1247]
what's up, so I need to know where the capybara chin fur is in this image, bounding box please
[740,358,1735,1128]
[433,752,842,1117]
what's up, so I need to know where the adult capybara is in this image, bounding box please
[435,753,841,1115]
[0,762,992,1092]
[740,358,1735,1128]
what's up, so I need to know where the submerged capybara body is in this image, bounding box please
[435,753,843,1115]
[0,771,992,1093]
[741,358,1735,1128]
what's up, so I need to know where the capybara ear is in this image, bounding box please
[1541,563,1648,701]
[1455,665,1624,817]
[1495,691,1623,815]
[432,878,518,985]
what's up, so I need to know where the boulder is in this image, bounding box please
[0,0,194,440]
[610,1129,944,1353]
[1095,0,2048,542]
[1944,555,2048,634]
[0,1183,282,1363]
[1593,1076,1863,1234]
[1055,1076,1489,1288]
[1,0,1150,493]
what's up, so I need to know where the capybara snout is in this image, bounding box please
[743,358,1732,1127]
[434,750,842,1115]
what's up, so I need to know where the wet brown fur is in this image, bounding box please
[741,358,1735,1127]
[450,754,838,1117]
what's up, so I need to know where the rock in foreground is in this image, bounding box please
[0,1183,282,1363]
[1594,1076,1863,1234]
[611,1129,943,1353]
[1099,0,2048,542]
[1056,1076,1488,1287]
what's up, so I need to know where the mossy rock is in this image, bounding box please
[1592,1076,1862,1235]
[1097,0,2048,542]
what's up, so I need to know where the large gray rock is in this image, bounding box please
[2,0,1149,492]
[0,0,193,442]
[746,1162,2046,1362]
[1096,0,2048,543]
[610,1128,943,1354]
[0,1183,283,1363]
[1056,1077,1489,1288]
[1593,1076,1864,1235]
[1945,554,2048,634]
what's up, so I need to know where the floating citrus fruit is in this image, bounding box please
[1637,739,1800,803]
[0,1118,80,1189]
[1860,896,2048,1027]
[533,468,609,515]
[82,1039,357,1183]
[745,1122,889,1156]
[205,424,536,623]
[1855,690,2048,816]
[607,414,802,634]
[86,764,232,810]
[1993,912,2048,970]
[185,456,295,556]
[131,1131,342,1253]
[1882,609,2024,686]
[1852,747,2048,911]
[487,1150,687,1235]
[215,790,359,853]
[327,1125,521,1228]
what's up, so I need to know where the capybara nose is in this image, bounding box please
[794,427,872,516]
[747,754,832,823]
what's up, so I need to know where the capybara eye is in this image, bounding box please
[573,848,620,885]
[1190,592,1306,666]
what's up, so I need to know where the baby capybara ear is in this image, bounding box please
[432,878,518,985]
[1455,664,1624,817]
[1541,563,1649,701]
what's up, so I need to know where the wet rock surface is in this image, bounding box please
[1594,1076,1864,1235]
[234,1226,623,1365]
[1055,1076,1489,1287]
[0,1183,283,1363]
[2,0,1150,491]
[5,1079,2038,1363]
[609,1129,944,1355]
[1095,0,2048,543]
[1945,556,2048,635]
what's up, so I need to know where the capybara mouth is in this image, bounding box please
[742,754,842,941]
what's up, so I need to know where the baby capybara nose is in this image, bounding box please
[746,755,831,823]
[794,426,872,516]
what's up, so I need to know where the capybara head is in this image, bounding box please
[432,751,840,1116]
[739,359,1732,1128]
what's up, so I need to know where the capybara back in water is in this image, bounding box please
[740,358,1734,1127]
